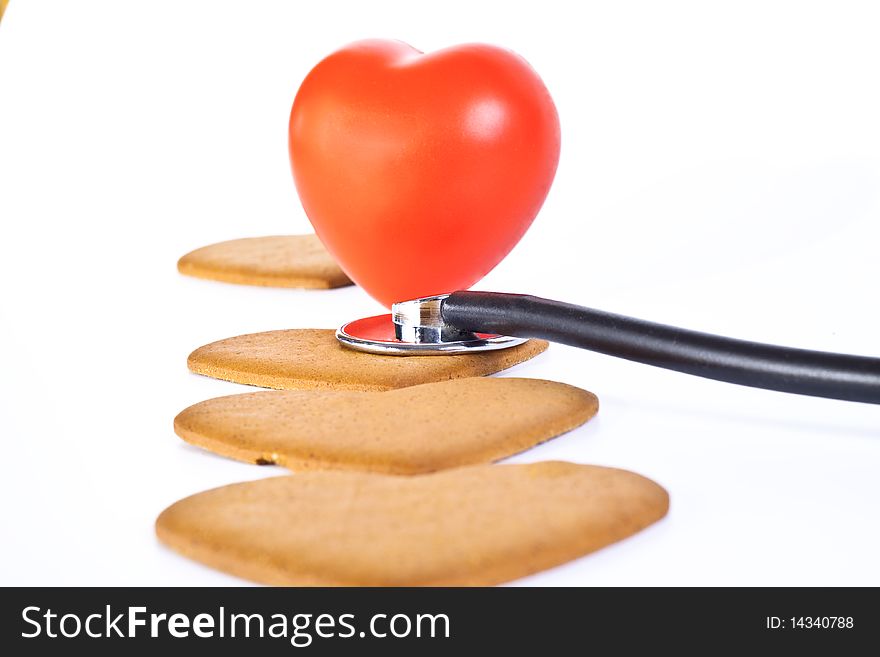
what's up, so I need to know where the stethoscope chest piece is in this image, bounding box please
[336,294,527,355]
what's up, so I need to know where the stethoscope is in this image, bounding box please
[337,291,880,404]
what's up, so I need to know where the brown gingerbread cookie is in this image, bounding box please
[156,461,669,586]
[188,329,548,391]
[177,235,351,289]
[174,377,598,474]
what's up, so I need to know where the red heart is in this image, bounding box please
[289,40,560,308]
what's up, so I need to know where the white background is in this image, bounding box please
[1,0,878,586]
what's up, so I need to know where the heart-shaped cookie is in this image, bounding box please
[289,40,560,307]
[177,235,351,289]
[187,329,547,391]
[174,377,598,474]
[156,462,669,586]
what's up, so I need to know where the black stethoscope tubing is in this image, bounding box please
[441,291,880,404]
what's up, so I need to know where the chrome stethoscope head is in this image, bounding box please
[336,293,526,356]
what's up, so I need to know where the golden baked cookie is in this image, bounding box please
[188,329,548,391]
[177,235,351,289]
[156,461,669,586]
[174,377,598,474]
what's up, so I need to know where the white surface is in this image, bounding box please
[1,0,879,586]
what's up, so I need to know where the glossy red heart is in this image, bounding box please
[289,40,560,308]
